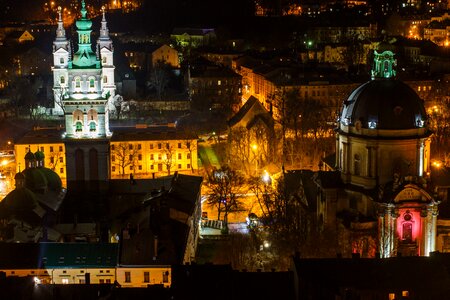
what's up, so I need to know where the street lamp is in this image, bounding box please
[262,170,271,185]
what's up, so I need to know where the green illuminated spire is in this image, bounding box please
[371,50,396,80]
[72,0,99,68]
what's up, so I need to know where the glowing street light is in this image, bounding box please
[262,170,271,184]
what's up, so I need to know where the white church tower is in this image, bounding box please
[52,1,116,184]
[52,6,70,116]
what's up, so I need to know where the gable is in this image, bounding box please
[394,184,433,203]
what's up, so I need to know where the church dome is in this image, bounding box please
[23,168,48,191]
[34,150,45,161]
[340,79,427,130]
[25,150,36,161]
[38,168,62,192]
[339,50,427,132]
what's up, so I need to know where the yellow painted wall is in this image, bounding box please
[110,139,198,179]
[116,266,171,288]
[15,143,67,187]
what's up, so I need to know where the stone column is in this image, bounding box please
[420,208,428,256]
[366,146,372,177]
[428,204,438,255]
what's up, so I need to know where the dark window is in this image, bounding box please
[144,272,150,283]
[125,272,131,283]
[354,154,361,176]
[178,143,181,148]
[50,146,54,152]
[163,271,169,283]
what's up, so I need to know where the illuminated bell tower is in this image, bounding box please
[97,7,115,100]
[59,0,114,184]
[52,6,70,115]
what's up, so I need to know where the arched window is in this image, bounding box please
[89,77,95,89]
[74,77,81,91]
[60,76,65,85]
[75,121,83,132]
[89,122,96,132]
[354,154,361,176]
[103,76,108,84]
[60,57,64,65]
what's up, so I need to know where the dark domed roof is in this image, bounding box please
[23,168,48,191]
[34,150,45,160]
[38,168,62,191]
[14,172,25,180]
[340,79,427,130]
[25,151,36,161]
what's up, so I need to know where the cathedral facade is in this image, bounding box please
[318,50,440,257]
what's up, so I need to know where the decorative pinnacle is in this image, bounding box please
[57,6,62,21]
[102,6,106,21]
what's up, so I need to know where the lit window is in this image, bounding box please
[75,77,81,89]
[218,80,221,86]
[388,293,395,300]
[162,271,169,283]
[103,76,107,83]
[62,278,69,284]
[60,76,65,84]
[60,57,64,65]
[89,78,95,89]
[89,122,96,132]
[125,272,131,283]
[75,121,83,132]
[418,86,421,91]
[402,291,409,297]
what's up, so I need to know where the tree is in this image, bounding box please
[53,85,68,115]
[7,76,42,119]
[48,151,64,172]
[146,61,171,100]
[206,166,245,225]
[162,143,174,175]
[111,143,138,176]
[184,138,197,173]
[112,94,124,120]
